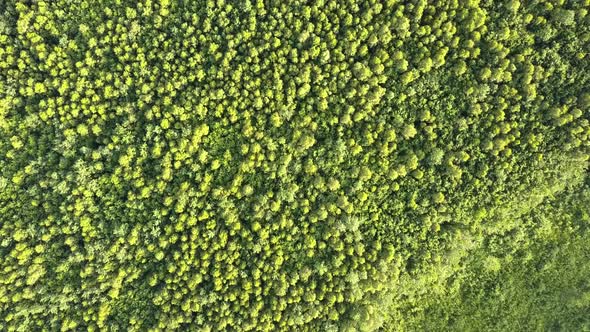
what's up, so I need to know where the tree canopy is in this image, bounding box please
[0,0,589,331]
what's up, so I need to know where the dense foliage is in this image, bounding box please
[0,0,589,330]
[390,178,590,331]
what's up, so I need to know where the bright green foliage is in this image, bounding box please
[0,0,589,331]
[391,179,590,331]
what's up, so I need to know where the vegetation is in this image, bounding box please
[0,0,589,331]
[389,178,590,331]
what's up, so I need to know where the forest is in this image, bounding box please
[0,0,589,331]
